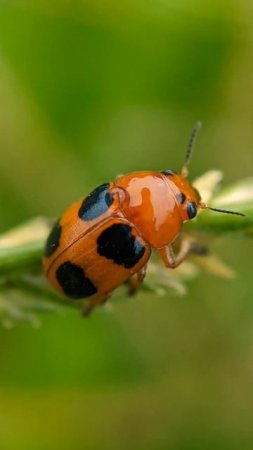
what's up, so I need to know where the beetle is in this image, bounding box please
[43,123,245,315]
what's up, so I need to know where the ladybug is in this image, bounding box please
[43,123,245,315]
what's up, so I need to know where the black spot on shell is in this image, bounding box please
[177,192,186,204]
[187,202,197,219]
[44,220,62,257]
[161,169,177,176]
[97,223,145,269]
[78,183,113,221]
[56,261,97,299]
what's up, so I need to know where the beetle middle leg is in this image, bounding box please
[82,294,111,317]
[82,301,95,317]
[128,265,147,296]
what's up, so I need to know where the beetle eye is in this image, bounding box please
[186,202,197,219]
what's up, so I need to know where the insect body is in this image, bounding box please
[43,123,244,314]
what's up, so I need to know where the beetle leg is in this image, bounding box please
[158,239,200,269]
[82,301,95,317]
[128,265,147,296]
[82,294,111,317]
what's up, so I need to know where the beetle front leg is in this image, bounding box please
[158,239,204,269]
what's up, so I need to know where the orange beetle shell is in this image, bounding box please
[43,171,201,306]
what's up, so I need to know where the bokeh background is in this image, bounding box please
[0,1,253,449]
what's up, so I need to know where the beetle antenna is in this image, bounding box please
[208,207,246,217]
[199,202,246,217]
[181,121,202,178]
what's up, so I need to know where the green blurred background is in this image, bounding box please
[0,1,253,449]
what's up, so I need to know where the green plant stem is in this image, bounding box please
[0,213,251,279]
[0,241,43,276]
[0,181,252,322]
[1,176,253,279]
